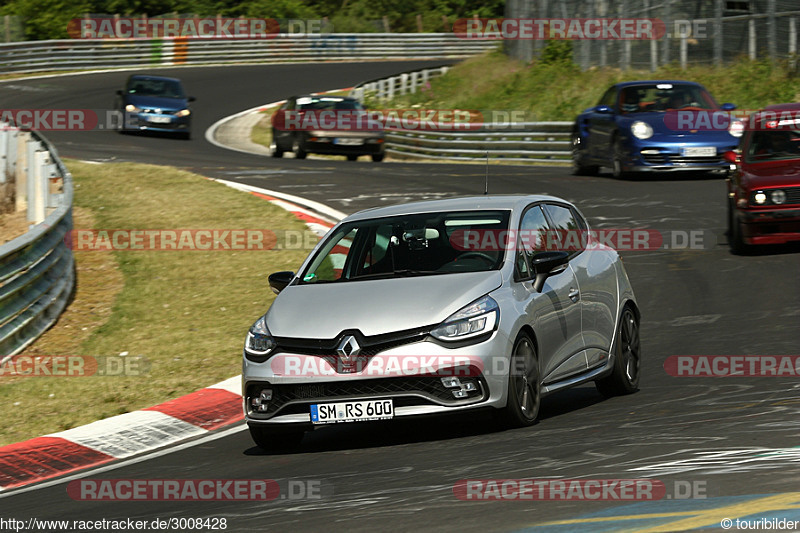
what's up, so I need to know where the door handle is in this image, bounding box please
[568,288,580,303]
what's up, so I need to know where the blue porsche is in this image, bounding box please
[571,80,742,178]
[115,74,195,139]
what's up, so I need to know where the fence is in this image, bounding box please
[350,67,573,163]
[0,34,499,76]
[0,126,74,358]
[504,0,800,70]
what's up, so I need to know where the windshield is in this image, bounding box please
[618,83,717,114]
[127,78,185,99]
[300,210,510,284]
[745,130,800,162]
[296,97,364,111]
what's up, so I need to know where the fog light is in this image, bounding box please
[754,192,767,204]
[462,381,477,392]
[260,389,273,401]
[771,189,786,205]
[441,377,461,388]
[452,389,469,399]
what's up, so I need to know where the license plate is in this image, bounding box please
[334,138,364,146]
[310,399,393,424]
[147,116,172,124]
[682,146,716,157]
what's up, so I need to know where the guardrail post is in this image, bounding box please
[30,150,47,224]
[0,128,6,184]
[410,71,419,93]
[26,139,37,222]
[387,77,395,99]
[15,131,28,213]
[400,73,409,96]
[790,17,797,69]
[749,17,756,60]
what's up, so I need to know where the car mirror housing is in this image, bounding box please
[531,251,570,293]
[268,271,295,294]
[721,103,736,111]
[594,105,613,114]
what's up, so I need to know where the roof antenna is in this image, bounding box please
[484,150,489,195]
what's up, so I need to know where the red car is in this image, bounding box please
[725,104,800,253]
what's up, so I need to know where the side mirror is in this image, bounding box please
[723,150,740,164]
[268,271,295,294]
[594,105,613,114]
[531,251,570,293]
[721,103,736,111]
[188,96,196,102]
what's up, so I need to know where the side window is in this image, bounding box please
[543,203,585,255]
[598,87,616,107]
[516,205,550,279]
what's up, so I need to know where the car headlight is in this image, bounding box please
[430,295,499,342]
[728,118,744,138]
[244,315,276,358]
[125,104,140,113]
[771,189,786,205]
[631,121,653,140]
[753,191,767,205]
[175,109,191,117]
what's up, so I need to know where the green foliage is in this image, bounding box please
[539,39,574,66]
[1,0,506,39]
[384,52,800,122]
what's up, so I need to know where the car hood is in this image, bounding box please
[265,271,504,338]
[618,111,737,142]
[125,94,187,110]
[743,159,800,188]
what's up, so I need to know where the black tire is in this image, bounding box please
[292,138,307,160]
[571,131,599,176]
[728,199,750,255]
[371,153,385,162]
[248,425,304,451]
[271,130,284,157]
[596,307,641,397]
[346,154,359,161]
[500,333,541,428]
[612,137,633,180]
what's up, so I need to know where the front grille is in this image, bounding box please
[783,186,800,205]
[272,326,431,358]
[642,153,666,164]
[246,375,488,418]
[668,155,724,164]
[143,108,177,115]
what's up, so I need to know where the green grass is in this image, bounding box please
[378,48,800,121]
[0,160,311,446]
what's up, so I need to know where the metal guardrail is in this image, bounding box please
[385,122,573,163]
[0,34,499,75]
[0,125,74,358]
[350,69,573,164]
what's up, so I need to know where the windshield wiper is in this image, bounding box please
[350,269,445,280]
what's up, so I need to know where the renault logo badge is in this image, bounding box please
[336,335,361,363]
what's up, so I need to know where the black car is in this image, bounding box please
[115,75,195,139]
[271,95,385,162]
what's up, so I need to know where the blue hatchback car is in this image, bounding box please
[115,75,194,139]
[571,80,741,178]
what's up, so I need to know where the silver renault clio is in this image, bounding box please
[243,195,640,450]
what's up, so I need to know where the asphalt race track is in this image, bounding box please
[1,62,799,532]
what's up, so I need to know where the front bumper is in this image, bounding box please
[124,113,190,133]
[738,207,800,245]
[243,332,512,426]
[622,139,736,173]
